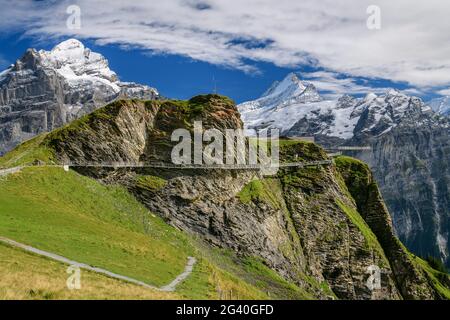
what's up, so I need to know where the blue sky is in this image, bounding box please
[1,32,437,103]
[1,0,449,103]
[0,32,294,102]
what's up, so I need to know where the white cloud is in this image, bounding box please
[1,0,450,88]
[437,88,450,96]
[299,70,424,99]
[301,71,383,98]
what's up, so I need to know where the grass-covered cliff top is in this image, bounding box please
[0,96,333,299]
[334,155,371,180]
[0,95,239,168]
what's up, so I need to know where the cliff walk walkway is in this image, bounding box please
[0,159,334,173]
[62,159,333,170]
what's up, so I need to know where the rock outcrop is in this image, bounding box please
[336,156,444,299]
[349,115,450,270]
[15,94,447,300]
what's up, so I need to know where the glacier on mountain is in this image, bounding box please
[238,73,445,140]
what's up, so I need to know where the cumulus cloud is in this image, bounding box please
[437,88,450,96]
[1,0,450,89]
[298,70,426,99]
[301,71,385,98]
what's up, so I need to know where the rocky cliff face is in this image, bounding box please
[16,94,448,299]
[336,156,447,299]
[0,39,158,155]
[350,116,450,270]
[239,75,450,268]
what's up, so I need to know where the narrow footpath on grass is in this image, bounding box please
[0,236,196,292]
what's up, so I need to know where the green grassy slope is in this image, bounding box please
[0,167,192,287]
[2,130,449,300]
[0,164,306,299]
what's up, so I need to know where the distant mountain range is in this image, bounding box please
[239,73,450,268]
[0,39,158,155]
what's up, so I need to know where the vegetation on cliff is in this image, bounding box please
[1,95,449,300]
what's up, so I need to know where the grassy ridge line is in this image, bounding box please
[335,155,450,299]
[0,134,54,168]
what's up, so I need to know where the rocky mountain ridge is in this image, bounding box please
[238,74,450,268]
[0,39,159,155]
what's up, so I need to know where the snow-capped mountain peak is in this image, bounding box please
[364,92,378,102]
[240,72,321,114]
[261,72,321,105]
[386,88,401,96]
[0,39,159,154]
[262,72,306,98]
[37,38,118,84]
[47,38,87,61]
[238,72,447,140]
[239,73,331,136]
